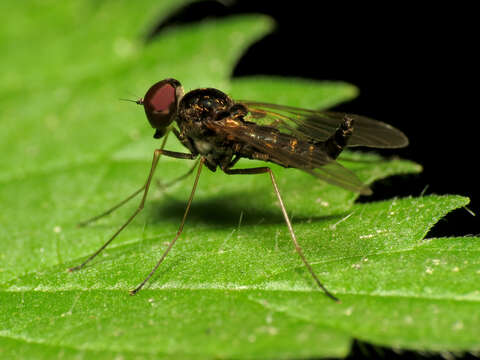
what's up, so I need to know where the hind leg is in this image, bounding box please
[223,165,339,302]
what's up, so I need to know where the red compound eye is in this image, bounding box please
[142,79,182,137]
[146,82,175,113]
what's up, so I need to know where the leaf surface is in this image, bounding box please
[1,1,478,359]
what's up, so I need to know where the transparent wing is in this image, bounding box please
[207,119,372,195]
[239,101,409,148]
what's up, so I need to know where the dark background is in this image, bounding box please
[158,2,477,359]
[158,2,478,236]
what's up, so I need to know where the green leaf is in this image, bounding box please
[230,76,359,109]
[1,1,478,359]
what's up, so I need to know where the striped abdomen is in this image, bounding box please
[238,117,354,168]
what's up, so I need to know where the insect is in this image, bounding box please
[69,78,408,301]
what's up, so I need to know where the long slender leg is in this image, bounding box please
[78,131,171,227]
[130,157,205,295]
[78,186,145,227]
[224,166,340,302]
[157,157,200,189]
[84,158,200,228]
[68,149,197,272]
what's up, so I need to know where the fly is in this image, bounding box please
[69,78,408,302]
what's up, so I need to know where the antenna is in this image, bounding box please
[119,98,143,105]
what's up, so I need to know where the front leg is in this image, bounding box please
[173,127,197,156]
[70,149,197,272]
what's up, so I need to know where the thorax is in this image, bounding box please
[176,87,236,170]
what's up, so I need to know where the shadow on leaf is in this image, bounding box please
[148,189,342,227]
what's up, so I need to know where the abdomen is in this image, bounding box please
[238,124,329,168]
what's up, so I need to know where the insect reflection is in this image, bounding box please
[69,78,408,301]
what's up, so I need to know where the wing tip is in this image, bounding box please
[387,131,409,148]
[360,186,373,196]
